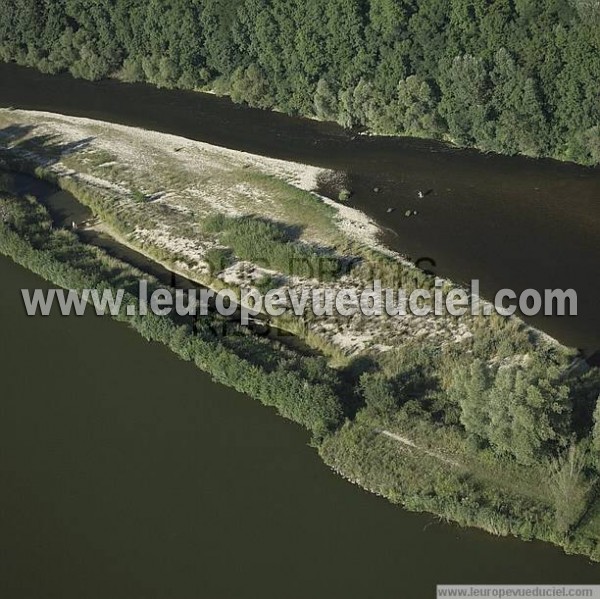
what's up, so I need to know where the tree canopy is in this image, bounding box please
[1,0,599,164]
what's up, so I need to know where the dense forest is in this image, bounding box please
[0,0,599,164]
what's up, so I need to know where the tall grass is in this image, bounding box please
[204,213,343,281]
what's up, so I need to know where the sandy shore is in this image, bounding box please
[0,108,562,357]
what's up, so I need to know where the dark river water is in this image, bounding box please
[1,62,599,355]
[1,63,600,598]
[2,257,600,599]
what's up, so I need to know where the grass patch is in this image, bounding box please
[241,171,340,244]
[203,213,343,281]
[205,246,234,276]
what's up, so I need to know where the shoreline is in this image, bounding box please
[0,108,476,357]
[107,68,600,171]
[0,108,568,356]
[0,111,595,555]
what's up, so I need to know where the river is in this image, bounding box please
[2,257,600,599]
[1,63,600,598]
[1,62,599,356]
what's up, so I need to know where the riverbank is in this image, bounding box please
[0,109,569,360]
[2,63,599,354]
[0,108,475,360]
[1,110,600,562]
[0,186,346,436]
[2,0,599,170]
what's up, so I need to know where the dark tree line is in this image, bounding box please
[1,0,599,164]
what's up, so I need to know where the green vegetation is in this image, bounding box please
[203,214,343,281]
[594,396,600,468]
[1,1,599,164]
[449,356,573,465]
[380,327,600,535]
[2,167,600,558]
[322,335,600,557]
[0,187,344,438]
[254,274,279,294]
[338,189,352,203]
[549,444,591,535]
[204,247,234,276]
[131,188,147,204]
